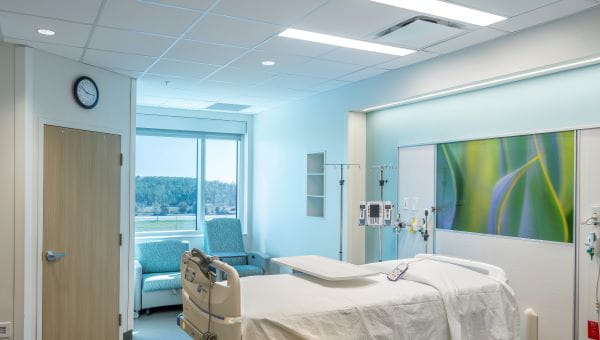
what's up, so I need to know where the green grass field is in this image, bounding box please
[135,219,196,232]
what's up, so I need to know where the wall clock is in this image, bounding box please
[73,76,99,109]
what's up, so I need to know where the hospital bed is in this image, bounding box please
[178,249,519,340]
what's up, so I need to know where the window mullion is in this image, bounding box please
[199,138,207,233]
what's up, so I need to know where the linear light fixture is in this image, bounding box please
[361,54,600,112]
[371,0,506,26]
[279,28,415,56]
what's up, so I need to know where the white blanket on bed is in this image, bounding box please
[240,259,519,340]
[364,259,520,340]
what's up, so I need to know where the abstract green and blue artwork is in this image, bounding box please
[436,131,574,243]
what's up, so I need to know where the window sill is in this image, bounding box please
[135,230,203,240]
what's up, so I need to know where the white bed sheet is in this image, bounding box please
[240,259,519,340]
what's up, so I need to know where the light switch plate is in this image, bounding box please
[592,205,600,220]
[0,322,12,338]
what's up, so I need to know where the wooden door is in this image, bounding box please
[43,125,121,340]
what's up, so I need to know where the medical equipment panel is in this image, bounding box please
[359,201,366,226]
[384,201,393,226]
[367,201,384,226]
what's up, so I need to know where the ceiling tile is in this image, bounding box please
[99,0,200,37]
[308,79,351,93]
[3,38,84,60]
[139,74,199,90]
[447,0,558,17]
[83,49,156,71]
[319,48,400,67]
[89,27,175,57]
[426,27,507,54]
[213,0,327,26]
[139,0,215,11]
[491,0,597,32]
[338,67,388,82]
[294,0,417,39]
[0,12,91,47]
[186,14,282,48]
[0,0,102,24]
[148,59,220,78]
[108,68,142,78]
[376,51,439,69]
[288,59,364,78]
[160,98,214,110]
[259,74,329,91]
[230,50,311,73]
[165,39,246,65]
[257,36,335,58]
[248,85,314,100]
[207,66,276,85]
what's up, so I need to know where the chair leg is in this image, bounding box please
[145,308,151,316]
[133,311,139,319]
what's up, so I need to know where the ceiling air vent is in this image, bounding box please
[376,16,465,49]
[0,322,12,339]
[206,103,251,112]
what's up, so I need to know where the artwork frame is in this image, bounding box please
[435,130,575,243]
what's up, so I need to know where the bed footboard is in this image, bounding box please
[180,250,242,340]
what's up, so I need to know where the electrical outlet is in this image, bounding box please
[0,322,12,339]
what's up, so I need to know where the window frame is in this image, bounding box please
[135,128,244,237]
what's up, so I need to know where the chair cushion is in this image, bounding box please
[233,265,264,277]
[137,240,189,274]
[204,219,247,266]
[142,272,182,292]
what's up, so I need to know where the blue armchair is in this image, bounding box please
[204,218,269,278]
[134,240,189,318]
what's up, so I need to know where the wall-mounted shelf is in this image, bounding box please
[307,152,325,217]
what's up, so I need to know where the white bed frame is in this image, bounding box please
[178,251,510,340]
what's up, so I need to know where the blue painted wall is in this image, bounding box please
[252,99,349,259]
[365,63,600,262]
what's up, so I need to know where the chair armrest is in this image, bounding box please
[247,251,270,274]
[134,260,143,314]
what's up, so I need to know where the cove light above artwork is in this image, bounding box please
[371,0,506,26]
[279,29,415,56]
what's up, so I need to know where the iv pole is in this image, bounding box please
[373,165,394,262]
[325,163,360,261]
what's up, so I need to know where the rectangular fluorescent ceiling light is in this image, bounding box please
[371,0,506,26]
[279,29,415,56]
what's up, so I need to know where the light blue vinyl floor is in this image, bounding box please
[133,307,190,340]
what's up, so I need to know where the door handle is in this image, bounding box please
[46,250,67,262]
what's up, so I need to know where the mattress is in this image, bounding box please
[240,259,519,340]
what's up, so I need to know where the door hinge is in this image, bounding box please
[119,153,123,166]
[119,313,122,326]
[119,233,123,246]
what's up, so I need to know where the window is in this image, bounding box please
[135,131,241,234]
[204,139,238,221]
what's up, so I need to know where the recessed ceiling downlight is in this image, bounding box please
[37,28,56,36]
[262,60,276,66]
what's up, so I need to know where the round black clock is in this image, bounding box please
[73,76,99,109]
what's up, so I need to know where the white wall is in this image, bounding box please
[252,8,600,264]
[0,42,15,339]
[577,128,600,340]
[11,46,135,339]
[396,145,435,259]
